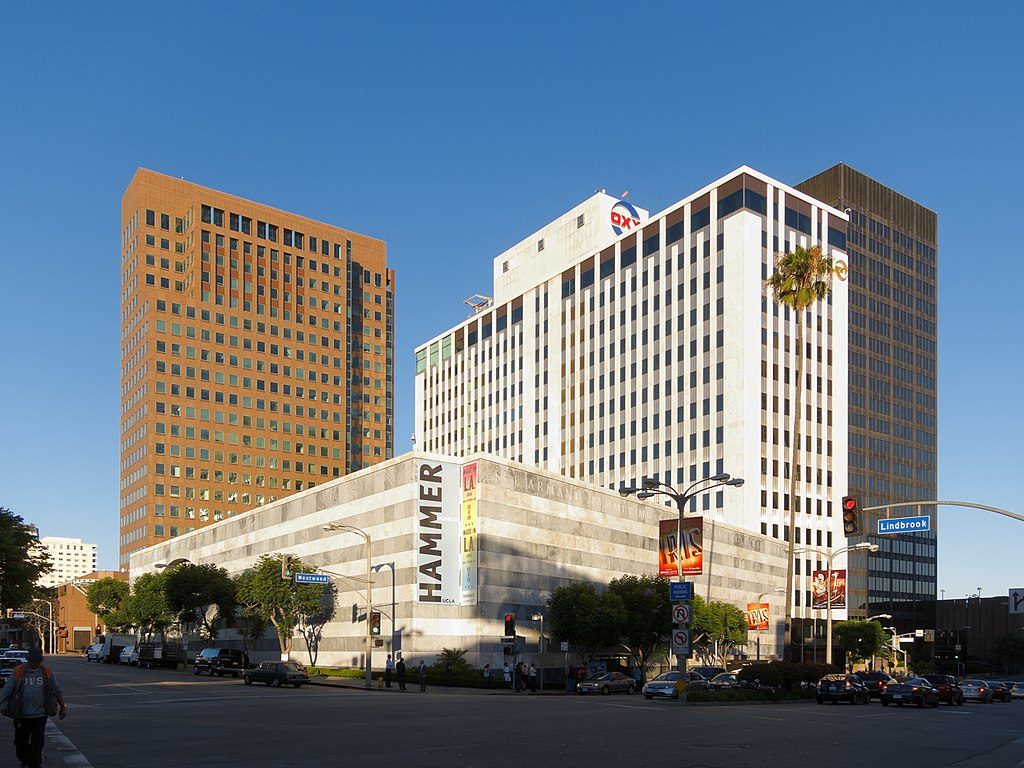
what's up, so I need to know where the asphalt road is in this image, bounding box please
[19,658,1024,768]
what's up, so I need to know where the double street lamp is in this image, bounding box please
[323,522,373,689]
[620,472,744,702]
[793,542,878,666]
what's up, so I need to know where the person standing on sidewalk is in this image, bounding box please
[502,662,511,689]
[528,663,538,693]
[0,647,68,768]
[418,659,427,692]
[396,656,407,691]
[482,664,491,688]
[384,654,394,688]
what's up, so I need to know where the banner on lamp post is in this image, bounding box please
[811,570,847,610]
[746,602,770,631]
[658,517,703,577]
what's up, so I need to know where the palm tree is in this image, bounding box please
[766,244,834,661]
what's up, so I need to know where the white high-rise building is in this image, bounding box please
[414,166,850,622]
[37,537,98,588]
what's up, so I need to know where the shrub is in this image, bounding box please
[736,661,840,690]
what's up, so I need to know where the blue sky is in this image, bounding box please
[0,2,1020,599]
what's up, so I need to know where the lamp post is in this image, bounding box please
[755,588,785,661]
[620,472,744,703]
[323,523,373,689]
[531,613,544,692]
[884,626,908,673]
[794,542,878,666]
[371,562,396,652]
[866,614,892,671]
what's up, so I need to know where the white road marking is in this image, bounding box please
[45,721,94,767]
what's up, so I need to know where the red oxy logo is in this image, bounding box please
[610,200,641,236]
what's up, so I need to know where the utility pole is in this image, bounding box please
[323,523,374,689]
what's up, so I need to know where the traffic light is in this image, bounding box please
[370,611,382,636]
[504,613,516,636]
[281,555,295,580]
[842,496,861,536]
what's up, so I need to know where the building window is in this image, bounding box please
[537,238,545,252]
[576,214,585,228]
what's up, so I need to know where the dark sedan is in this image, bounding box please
[990,681,1013,702]
[881,676,940,708]
[858,670,897,699]
[242,661,309,688]
[576,672,635,695]
[816,674,871,704]
[921,674,964,705]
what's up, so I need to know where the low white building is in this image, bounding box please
[37,536,99,589]
[131,452,794,668]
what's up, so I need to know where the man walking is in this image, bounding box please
[483,663,491,688]
[418,659,427,692]
[396,656,407,691]
[385,654,394,688]
[0,647,68,768]
[529,663,538,693]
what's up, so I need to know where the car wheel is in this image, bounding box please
[816,697,824,704]
[293,683,302,689]
[881,700,889,706]
[897,702,903,707]
[272,678,282,688]
[601,685,610,695]
[264,681,272,686]
[243,677,252,686]
[626,686,634,696]
[848,694,856,705]
[932,698,939,708]
[956,696,963,706]
[644,695,653,700]
[192,667,200,676]
[917,698,924,708]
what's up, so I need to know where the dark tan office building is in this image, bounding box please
[119,170,394,566]
[798,164,938,634]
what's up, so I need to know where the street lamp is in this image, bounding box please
[531,613,544,692]
[866,614,892,671]
[323,522,373,689]
[620,472,744,702]
[371,562,396,653]
[794,542,878,666]
[883,626,908,673]
[754,588,785,661]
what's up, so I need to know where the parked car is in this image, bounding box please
[709,673,739,691]
[1010,682,1024,700]
[0,658,20,687]
[193,647,250,677]
[690,666,727,681]
[858,670,897,699]
[817,674,871,705]
[989,681,1013,702]
[880,676,940,707]
[921,674,964,706]
[961,679,995,703]
[118,645,140,666]
[2,650,28,664]
[86,643,105,662]
[242,661,310,688]
[641,671,708,699]
[576,671,635,695]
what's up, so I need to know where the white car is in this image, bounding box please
[86,643,105,662]
[1010,682,1024,700]
[2,650,29,664]
[119,645,140,665]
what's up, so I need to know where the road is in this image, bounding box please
[22,657,1024,768]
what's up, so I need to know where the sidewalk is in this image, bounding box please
[308,676,572,695]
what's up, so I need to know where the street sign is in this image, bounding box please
[12,612,25,619]
[877,515,931,535]
[671,629,691,657]
[669,582,694,601]
[294,572,330,585]
[672,603,691,625]
[560,641,569,652]
[500,636,515,644]
[1010,589,1024,614]
[955,644,962,652]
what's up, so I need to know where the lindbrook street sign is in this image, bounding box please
[877,515,931,535]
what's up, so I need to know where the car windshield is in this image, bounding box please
[712,674,734,681]
[258,662,276,670]
[589,673,611,681]
[653,672,679,682]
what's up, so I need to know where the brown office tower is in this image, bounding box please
[798,164,937,635]
[119,169,394,567]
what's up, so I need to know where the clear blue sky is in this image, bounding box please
[1,2,1020,599]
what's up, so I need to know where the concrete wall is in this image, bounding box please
[132,452,789,668]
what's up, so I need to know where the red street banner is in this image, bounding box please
[658,517,703,577]
[746,603,770,631]
[811,569,847,610]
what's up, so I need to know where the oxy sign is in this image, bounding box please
[610,199,642,236]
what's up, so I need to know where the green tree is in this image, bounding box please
[547,582,626,661]
[164,563,236,640]
[85,577,130,621]
[689,596,748,664]
[127,571,175,639]
[833,619,888,662]
[607,575,672,676]
[766,245,835,660]
[234,554,327,657]
[0,507,51,611]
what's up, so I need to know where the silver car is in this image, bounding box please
[1010,682,1024,700]
[642,671,709,699]
[119,645,140,665]
[961,679,994,703]
[577,672,635,695]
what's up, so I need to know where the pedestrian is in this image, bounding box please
[418,659,427,692]
[385,654,394,688]
[529,663,538,693]
[483,663,491,688]
[516,662,526,693]
[396,656,407,691]
[0,647,68,768]
[502,661,511,688]
[445,659,452,687]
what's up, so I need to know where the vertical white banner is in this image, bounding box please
[416,460,462,604]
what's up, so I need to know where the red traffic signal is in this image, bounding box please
[842,496,861,536]
[504,613,516,636]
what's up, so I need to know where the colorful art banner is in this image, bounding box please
[811,569,847,610]
[658,517,704,577]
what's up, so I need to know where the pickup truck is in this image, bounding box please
[138,641,186,669]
